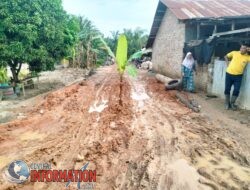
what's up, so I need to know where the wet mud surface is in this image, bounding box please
[0,66,249,190]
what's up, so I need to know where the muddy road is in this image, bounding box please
[0,66,249,190]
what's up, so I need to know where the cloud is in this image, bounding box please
[62,0,158,36]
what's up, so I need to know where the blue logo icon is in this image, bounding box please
[4,160,30,184]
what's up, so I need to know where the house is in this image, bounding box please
[147,0,250,109]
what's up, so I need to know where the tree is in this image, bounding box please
[105,28,148,58]
[64,15,80,67]
[105,31,119,55]
[116,35,128,106]
[78,17,100,68]
[0,0,37,81]
[28,0,72,72]
[123,28,148,57]
[0,0,77,82]
[72,17,113,69]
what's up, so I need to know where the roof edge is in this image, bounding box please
[146,1,167,48]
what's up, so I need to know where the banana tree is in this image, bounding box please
[116,35,127,105]
[116,34,138,79]
[116,35,128,77]
[115,35,138,105]
[78,24,97,68]
[74,17,114,69]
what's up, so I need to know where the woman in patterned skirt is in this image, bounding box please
[181,52,196,92]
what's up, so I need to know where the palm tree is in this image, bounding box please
[105,31,120,54]
[72,17,113,69]
[106,28,148,58]
[123,28,148,57]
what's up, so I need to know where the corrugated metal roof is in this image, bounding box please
[146,0,250,48]
[161,0,250,20]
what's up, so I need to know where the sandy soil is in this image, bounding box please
[0,66,249,190]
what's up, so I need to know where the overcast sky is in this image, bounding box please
[62,0,159,37]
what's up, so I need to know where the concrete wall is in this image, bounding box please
[152,10,185,78]
[194,64,209,91]
[212,59,250,110]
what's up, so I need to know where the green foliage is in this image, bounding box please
[106,28,148,58]
[128,49,152,62]
[72,17,114,68]
[114,35,139,78]
[126,64,138,78]
[105,31,119,55]
[0,60,7,68]
[97,37,115,58]
[64,15,80,61]
[116,35,128,75]
[123,28,148,57]
[0,67,8,83]
[0,0,78,81]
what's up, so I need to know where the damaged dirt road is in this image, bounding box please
[0,66,249,190]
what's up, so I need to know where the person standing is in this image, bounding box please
[224,44,250,110]
[181,52,196,92]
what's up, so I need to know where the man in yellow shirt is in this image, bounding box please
[224,44,250,110]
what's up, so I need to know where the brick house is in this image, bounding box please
[147,0,250,93]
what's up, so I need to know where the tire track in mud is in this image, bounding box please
[0,66,134,190]
[143,74,250,190]
[118,76,210,190]
[0,82,95,189]
[112,72,250,190]
[0,68,249,190]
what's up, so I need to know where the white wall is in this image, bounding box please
[212,59,250,110]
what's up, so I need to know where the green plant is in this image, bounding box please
[115,34,127,106]
[0,0,77,82]
[115,34,138,106]
[0,67,9,84]
[69,17,114,69]
[116,35,128,75]
[116,34,138,78]
[126,64,138,77]
[106,28,148,58]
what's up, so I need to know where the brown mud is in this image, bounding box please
[0,66,249,190]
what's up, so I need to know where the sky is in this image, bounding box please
[62,0,159,37]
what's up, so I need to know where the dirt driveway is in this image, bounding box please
[0,66,249,190]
